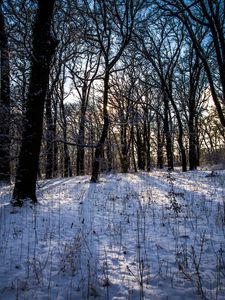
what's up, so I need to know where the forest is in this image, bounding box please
[0,0,225,299]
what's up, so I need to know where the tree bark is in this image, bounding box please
[106,135,112,172]
[12,0,57,205]
[188,94,197,170]
[120,123,129,173]
[77,105,86,176]
[163,96,174,170]
[45,93,55,178]
[144,119,151,171]
[0,0,11,182]
[91,71,110,182]
[168,89,187,172]
[60,97,72,177]
[136,124,146,170]
[156,114,164,169]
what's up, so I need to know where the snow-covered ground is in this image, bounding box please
[0,170,225,300]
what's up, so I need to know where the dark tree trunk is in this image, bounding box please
[178,133,187,172]
[136,124,145,170]
[188,56,201,171]
[189,109,197,170]
[77,76,90,176]
[156,115,164,169]
[60,98,72,177]
[168,92,187,172]
[195,117,200,166]
[76,146,85,176]
[120,124,129,173]
[63,142,72,177]
[45,93,54,178]
[91,71,110,182]
[144,119,151,171]
[12,0,57,205]
[45,68,60,179]
[163,97,174,170]
[53,99,58,176]
[77,109,86,176]
[130,124,137,172]
[106,135,112,172]
[0,0,11,183]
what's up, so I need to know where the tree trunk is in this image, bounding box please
[178,133,187,172]
[157,115,163,169]
[189,109,197,170]
[130,124,137,172]
[63,141,72,177]
[77,75,91,176]
[76,145,85,176]
[0,0,11,183]
[163,97,174,170]
[168,91,187,172]
[45,68,61,179]
[106,134,113,172]
[195,117,200,166]
[45,93,54,178]
[53,99,58,176]
[91,71,110,182]
[144,119,151,171]
[136,124,145,170]
[77,108,86,176]
[120,123,129,173]
[60,98,72,177]
[12,0,57,205]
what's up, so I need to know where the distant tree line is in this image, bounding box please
[0,0,224,205]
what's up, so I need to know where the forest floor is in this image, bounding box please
[0,169,225,300]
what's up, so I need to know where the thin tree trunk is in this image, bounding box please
[157,115,163,169]
[161,75,187,172]
[45,93,54,178]
[163,97,174,170]
[131,124,137,172]
[45,68,61,179]
[106,134,112,172]
[169,93,187,172]
[53,98,58,176]
[195,117,200,166]
[189,113,197,170]
[136,124,145,170]
[60,98,72,177]
[77,108,86,176]
[144,119,151,171]
[120,124,129,173]
[12,0,57,205]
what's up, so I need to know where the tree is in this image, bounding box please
[0,0,11,182]
[57,64,73,177]
[175,41,206,170]
[109,56,139,173]
[137,17,187,170]
[75,0,144,182]
[12,0,58,205]
[157,0,225,127]
[67,46,101,176]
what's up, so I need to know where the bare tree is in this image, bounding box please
[176,41,206,170]
[76,0,144,182]
[12,0,58,205]
[157,0,225,127]
[137,17,187,170]
[67,46,101,176]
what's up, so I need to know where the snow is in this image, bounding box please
[0,170,225,299]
